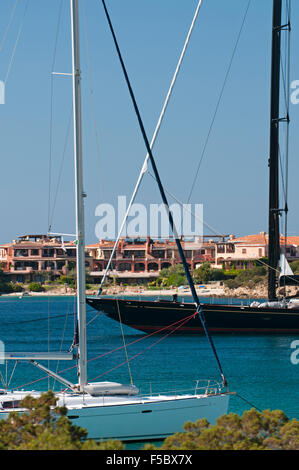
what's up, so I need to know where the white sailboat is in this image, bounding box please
[0,0,230,442]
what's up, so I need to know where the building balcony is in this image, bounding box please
[9,267,34,273]
[193,255,215,263]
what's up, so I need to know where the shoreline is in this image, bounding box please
[1,282,298,300]
[0,285,229,298]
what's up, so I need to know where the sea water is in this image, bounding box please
[0,295,298,446]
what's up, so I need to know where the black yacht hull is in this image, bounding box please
[86,297,299,334]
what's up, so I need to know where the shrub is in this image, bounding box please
[58,275,76,287]
[27,282,45,292]
[0,391,125,450]
[10,283,23,292]
[0,269,15,294]
[145,409,299,450]
[290,260,299,274]
[157,264,187,288]
[224,278,242,289]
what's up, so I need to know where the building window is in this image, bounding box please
[14,249,28,257]
[43,249,54,258]
[242,249,247,254]
[134,262,145,272]
[226,244,235,253]
[148,262,159,271]
[119,262,131,272]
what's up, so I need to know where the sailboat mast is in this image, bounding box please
[268,0,282,301]
[70,0,87,390]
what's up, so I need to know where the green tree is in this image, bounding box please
[157,264,187,288]
[27,282,45,292]
[144,409,299,450]
[0,391,124,450]
[0,270,22,294]
[59,268,93,288]
[193,262,227,284]
[0,269,10,293]
[223,264,267,290]
[290,260,299,274]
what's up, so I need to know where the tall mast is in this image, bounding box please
[268,0,282,301]
[70,0,87,390]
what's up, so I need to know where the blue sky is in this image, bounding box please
[0,0,299,244]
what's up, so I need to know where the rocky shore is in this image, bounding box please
[222,282,299,299]
[2,281,299,300]
[95,282,299,299]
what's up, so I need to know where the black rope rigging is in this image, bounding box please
[100,0,228,388]
[279,0,291,296]
[235,393,262,412]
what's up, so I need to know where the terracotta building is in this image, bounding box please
[0,234,92,283]
[215,232,299,270]
[2,232,298,285]
[86,236,224,283]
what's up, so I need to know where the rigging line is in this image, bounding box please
[47,280,51,389]
[187,0,252,204]
[279,0,291,292]
[101,0,227,387]
[48,0,64,232]
[235,393,262,412]
[283,0,291,217]
[7,361,18,389]
[147,169,223,237]
[257,256,299,287]
[52,301,72,391]
[278,144,287,206]
[279,33,289,113]
[48,106,73,230]
[82,0,103,203]
[3,308,95,326]
[0,0,19,54]
[147,169,299,291]
[97,0,203,294]
[88,311,198,383]
[11,312,198,392]
[86,310,103,327]
[87,312,198,365]
[4,0,29,85]
[116,298,133,386]
[0,370,6,388]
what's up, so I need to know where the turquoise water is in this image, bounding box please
[0,295,298,434]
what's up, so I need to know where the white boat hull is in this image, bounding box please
[72,394,230,441]
[0,391,230,442]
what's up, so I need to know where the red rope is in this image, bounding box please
[88,312,198,382]
[12,311,197,391]
[87,310,197,364]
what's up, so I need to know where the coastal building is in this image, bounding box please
[0,234,93,283]
[2,232,299,285]
[215,233,268,270]
[215,232,299,270]
[86,236,225,284]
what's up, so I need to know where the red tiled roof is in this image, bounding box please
[231,233,268,245]
[229,233,299,247]
[280,236,299,246]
